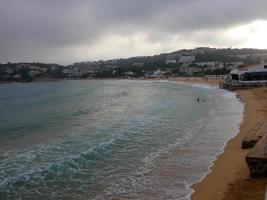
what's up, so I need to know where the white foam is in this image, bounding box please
[175,80,218,90]
[187,88,244,197]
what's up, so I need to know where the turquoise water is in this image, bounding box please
[0,80,243,200]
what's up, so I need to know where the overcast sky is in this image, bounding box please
[1,0,267,64]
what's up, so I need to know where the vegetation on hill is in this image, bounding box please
[1,47,267,81]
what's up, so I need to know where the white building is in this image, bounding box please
[165,59,177,64]
[145,69,166,77]
[125,71,135,76]
[230,63,267,83]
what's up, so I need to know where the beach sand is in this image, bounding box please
[188,83,267,199]
[170,77,221,86]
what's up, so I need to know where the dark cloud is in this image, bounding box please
[0,0,267,64]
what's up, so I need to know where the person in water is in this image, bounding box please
[197,98,206,102]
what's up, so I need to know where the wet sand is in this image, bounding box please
[188,84,267,199]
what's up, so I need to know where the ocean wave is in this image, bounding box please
[0,138,118,199]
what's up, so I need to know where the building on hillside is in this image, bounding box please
[235,54,251,59]
[203,65,218,72]
[179,65,202,75]
[195,61,224,71]
[225,61,244,66]
[28,70,42,77]
[165,53,180,64]
[68,63,97,78]
[178,55,195,64]
[68,67,82,78]
[166,59,177,64]
[195,61,218,67]
[225,62,244,71]
[145,69,166,77]
[12,74,21,81]
[188,66,202,74]
[250,53,267,58]
[179,65,189,74]
[62,69,68,74]
[226,65,238,70]
[28,66,47,73]
[125,71,136,77]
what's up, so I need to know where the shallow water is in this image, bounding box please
[0,80,243,200]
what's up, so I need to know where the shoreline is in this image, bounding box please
[175,78,267,200]
[169,77,221,86]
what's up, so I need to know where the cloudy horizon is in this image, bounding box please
[1,0,267,65]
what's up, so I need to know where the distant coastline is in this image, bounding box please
[1,47,267,84]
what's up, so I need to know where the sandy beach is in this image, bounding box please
[175,78,267,199]
[170,77,221,86]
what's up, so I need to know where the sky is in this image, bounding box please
[0,0,267,65]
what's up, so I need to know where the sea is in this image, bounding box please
[0,79,243,200]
